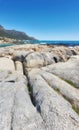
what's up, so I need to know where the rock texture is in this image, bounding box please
[42,55,79,88]
[0,57,15,72]
[0,71,45,130]
[0,44,79,130]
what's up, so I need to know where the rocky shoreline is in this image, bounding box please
[0,44,79,130]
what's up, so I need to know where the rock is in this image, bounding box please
[0,44,79,130]
[23,45,78,70]
[28,72,79,130]
[24,52,58,71]
[15,61,23,74]
[51,46,78,61]
[39,70,79,112]
[41,52,57,65]
[0,70,11,81]
[74,46,79,54]
[0,82,16,130]
[24,52,44,68]
[0,57,15,72]
[0,71,26,83]
[0,72,45,130]
[42,55,79,88]
[11,82,45,130]
[12,50,28,62]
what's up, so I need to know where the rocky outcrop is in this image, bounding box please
[0,44,79,130]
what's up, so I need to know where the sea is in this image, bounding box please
[25,40,79,46]
[0,40,79,47]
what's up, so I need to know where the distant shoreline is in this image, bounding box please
[0,40,79,47]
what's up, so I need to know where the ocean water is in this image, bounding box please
[24,40,79,46]
[0,43,14,47]
[0,40,79,47]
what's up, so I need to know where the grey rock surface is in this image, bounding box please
[24,52,44,68]
[15,61,23,74]
[0,44,79,130]
[42,55,79,88]
[0,57,15,72]
[28,72,79,130]
[0,71,45,130]
[39,70,79,112]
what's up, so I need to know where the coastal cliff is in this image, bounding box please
[0,44,79,130]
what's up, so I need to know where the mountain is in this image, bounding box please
[0,25,35,40]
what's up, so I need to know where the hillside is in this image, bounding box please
[0,25,35,40]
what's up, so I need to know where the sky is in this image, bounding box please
[0,0,79,40]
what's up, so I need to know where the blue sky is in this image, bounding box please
[0,0,79,40]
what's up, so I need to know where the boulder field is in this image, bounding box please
[0,44,79,130]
